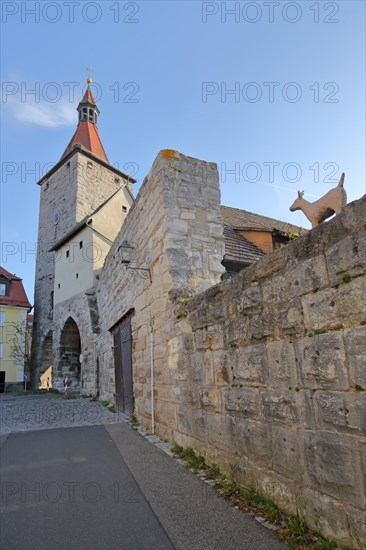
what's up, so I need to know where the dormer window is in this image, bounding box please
[0,282,7,296]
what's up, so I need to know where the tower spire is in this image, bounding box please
[60,74,109,163]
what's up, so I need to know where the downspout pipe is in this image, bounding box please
[150,318,155,435]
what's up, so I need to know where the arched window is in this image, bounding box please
[81,107,88,122]
[88,108,94,122]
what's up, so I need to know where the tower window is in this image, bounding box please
[79,241,83,249]
[76,273,79,279]
[66,250,69,258]
[58,283,60,289]
[88,108,94,122]
[122,205,127,213]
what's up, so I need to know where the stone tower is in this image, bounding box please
[32,82,135,388]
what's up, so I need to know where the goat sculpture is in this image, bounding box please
[289,173,347,228]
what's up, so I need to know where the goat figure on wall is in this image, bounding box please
[289,173,347,228]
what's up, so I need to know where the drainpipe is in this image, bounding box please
[94,339,98,397]
[150,318,155,434]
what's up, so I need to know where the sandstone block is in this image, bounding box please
[221,387,260,421]
[261,389,314,428]
[302,431,364,507]
[234,344,269,386]
[296,490,350,546]
[285,254,330,297]
[315,391,366,433]
[346,505,366,549]
[279,298,304,336]
[267,340,298,388]
[234,419,272,467]
[326,231,366,284]
[294,333,348,390]
[272,426,303,479]
[343,326,366,390]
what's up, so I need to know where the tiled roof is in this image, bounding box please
[223,225,266,265]
[221,205,302,233]
[61,121,109,163]
[81,87,97,106]
[0,267,32,309]
[61,86,108,163]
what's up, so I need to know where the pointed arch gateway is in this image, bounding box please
[59,317,81,388]
[39,331,53,388]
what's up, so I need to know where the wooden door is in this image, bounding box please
[113,315,133,415]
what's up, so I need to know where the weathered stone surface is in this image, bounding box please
[234,345,269,386]
[221,387,260,421]
[285,254,330,297]
[267,341,298,388]
[271,426,303,479]
[261,390,314,428]
[315,391,366,433]
[326,230,366,284]
[343,326,366,390]
[257,472,297,516]
[294,333,349,390]
[297,490,350,546]
[234,420,272,467]
[346,505,366,549]
[302,432,364,507]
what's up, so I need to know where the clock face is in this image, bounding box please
[53,211,61,225]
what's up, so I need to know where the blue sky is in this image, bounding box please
[1,0,365,301]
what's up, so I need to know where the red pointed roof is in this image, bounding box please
[61,86,109,163]
[61,122,109,163]
[81,87,97,105]
[0,267,32,309]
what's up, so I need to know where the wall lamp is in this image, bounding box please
[118,240,152,282]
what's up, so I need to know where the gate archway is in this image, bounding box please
[39,331,53,388]
[59,318,81,386]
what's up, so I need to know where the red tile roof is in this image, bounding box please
[61,86,108,163]
[0,267,32,309]
[81,87,97,105]
[221,205,302,233]
[61,121,109,163]
[223,225,266,265]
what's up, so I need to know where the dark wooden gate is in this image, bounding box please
[112,313,134,415]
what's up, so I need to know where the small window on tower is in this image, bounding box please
[122,205,127,213]
[66,250,69,258]
[82,107,88,121]
[76,273,79,279]
[79,241,83,249]
[88,108,94,122]
[58,283,60,289]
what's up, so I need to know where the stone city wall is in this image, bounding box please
[85,147,364,547]
[167,196,366,549]
[97,150,225,413]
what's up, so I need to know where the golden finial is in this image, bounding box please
[86,67,92,85]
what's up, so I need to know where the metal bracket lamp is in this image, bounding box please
[118,241,152,282]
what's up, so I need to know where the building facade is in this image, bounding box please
[0,267,32,391]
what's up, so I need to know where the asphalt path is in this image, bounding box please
[0,426,174,550]
[0,402,285,550]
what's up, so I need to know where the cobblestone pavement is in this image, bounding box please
[0,394,129,435]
